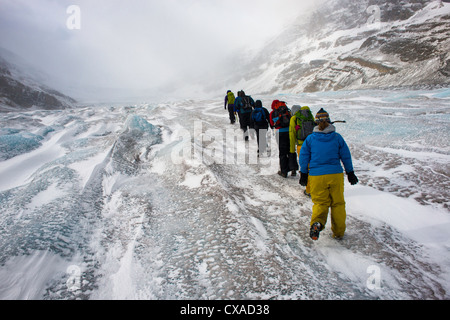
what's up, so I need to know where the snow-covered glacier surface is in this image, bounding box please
[0,88,449,300]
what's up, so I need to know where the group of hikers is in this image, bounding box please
[224,90,359,241]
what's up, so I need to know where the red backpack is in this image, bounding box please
[271,101,290,128]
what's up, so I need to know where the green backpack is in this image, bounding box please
[227,91,235,105]
[296,108,315,141]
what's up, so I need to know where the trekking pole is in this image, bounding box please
[331,120,346,124]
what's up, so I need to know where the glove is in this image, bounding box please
[347,171,358,185]
[295,125,301,131]
[299,172,308,186]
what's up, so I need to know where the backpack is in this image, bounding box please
[296,108,315,141]
[227,91,235,105]
[252,107,266,124]
[242,96,253,111]
[272,103,291,128]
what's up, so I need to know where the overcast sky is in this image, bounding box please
[0,0,323,100]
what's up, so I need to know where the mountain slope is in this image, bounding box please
[234,0,450,94]
[0,49,75,112]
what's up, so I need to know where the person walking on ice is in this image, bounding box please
[269,100,292,177]
[289,105,315,189]
[299,108,359,241]
[224,90,236,124]
[250,100,270,157]
[234,90,255,141]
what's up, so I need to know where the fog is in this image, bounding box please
[0,0,323,101]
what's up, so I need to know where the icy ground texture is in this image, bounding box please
[0,88,449,299]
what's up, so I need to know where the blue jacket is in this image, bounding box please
[299,124,354,176]
[234,96,255,114]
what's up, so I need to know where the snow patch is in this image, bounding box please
[0,251,74,300]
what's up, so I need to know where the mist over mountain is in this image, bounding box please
[1,0,449,109]
[230,0,450,94]
[0,48,76,112]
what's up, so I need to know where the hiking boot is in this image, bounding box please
[277,171,287,178]
[291,170,297,177]
[310,222,322,241]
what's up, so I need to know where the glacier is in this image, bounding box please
[0,88,449,300]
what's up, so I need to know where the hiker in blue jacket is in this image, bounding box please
[234,90,255,141]
[299,108,358,241]
[250,100,270,157]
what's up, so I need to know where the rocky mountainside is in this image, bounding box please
[233,0,450,94]
[0,49,75,112]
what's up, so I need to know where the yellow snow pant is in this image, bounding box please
[309,173,346,238]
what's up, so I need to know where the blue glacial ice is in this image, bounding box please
[0,131,44,161]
